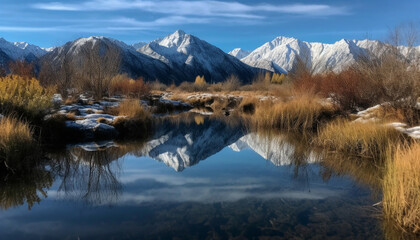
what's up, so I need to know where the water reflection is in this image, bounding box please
[47,144,124,204]
[0,154,52,210]
[0,167,52,210]
[0,113,403,239]
[141,113,246,171]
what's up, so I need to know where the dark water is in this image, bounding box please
[0,114,387,239]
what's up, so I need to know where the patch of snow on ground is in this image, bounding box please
[405,126,420,139]
[189,109,213,115]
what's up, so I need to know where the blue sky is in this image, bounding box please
[1,0,419,52]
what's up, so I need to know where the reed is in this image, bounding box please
[316,119,406,160]
[252,95,336,131]
[383,143,420,235]
[0,117,38,168]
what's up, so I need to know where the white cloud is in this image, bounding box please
[32,0,349,17]
[0,26,59,32]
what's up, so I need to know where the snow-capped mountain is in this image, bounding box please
[138,30,259,84]
[235,36,393,73]
[0,37,49,68]
[38,31,263,84]
[228,48,251,59]
[39,36,178,82]
[0,38,47,59]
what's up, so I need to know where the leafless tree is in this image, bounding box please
[78,42,121,99]
[39,52,76,97]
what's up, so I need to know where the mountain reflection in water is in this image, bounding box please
[0,113,396,239]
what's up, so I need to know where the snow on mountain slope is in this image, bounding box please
[138,30,259,83]
[228,48,251,59]
[0,37,47,60]
[240,36,399,73]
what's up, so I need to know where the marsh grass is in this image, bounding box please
[113,99,151,120]
[0,117,39,169]
[383,143,420,235]
[251,95,338,131]
[110,99,153,140]
[316,120,407,160]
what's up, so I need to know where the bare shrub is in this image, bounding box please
[223,75,241,91]
[208,83,223,92]
[150,80,167,91]
[179,81,208,92]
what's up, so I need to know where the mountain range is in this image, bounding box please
[1,30,418,83]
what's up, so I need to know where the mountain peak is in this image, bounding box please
[174,29,186,36]
[228,48,251,59]
[158,30,192,49]
[270,36,299,47]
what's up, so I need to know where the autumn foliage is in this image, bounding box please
[109,74,150,98]
[194,75,206,85]
[0,75,55,119]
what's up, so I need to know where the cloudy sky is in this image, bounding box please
[1,0,419,51]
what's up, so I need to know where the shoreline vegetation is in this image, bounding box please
[0,31,419,237]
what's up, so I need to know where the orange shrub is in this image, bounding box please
[109,74,150,98]
[293,68,374,111]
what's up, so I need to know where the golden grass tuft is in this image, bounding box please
[114,99,151,120]
[252,95,337,131]
[110,99,153,140]
[316,120,407,160]
[383,143,420,234]
[0,117,37,166]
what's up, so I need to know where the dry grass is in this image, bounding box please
[114,99,151,120]
[251,95,337,131]
[383,143,420,235]
[316,120,407,160]
[110,99,153,140]
[0,117,38,167]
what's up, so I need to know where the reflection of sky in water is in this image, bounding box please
[117,148,352,204]
[0,143,380,239]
